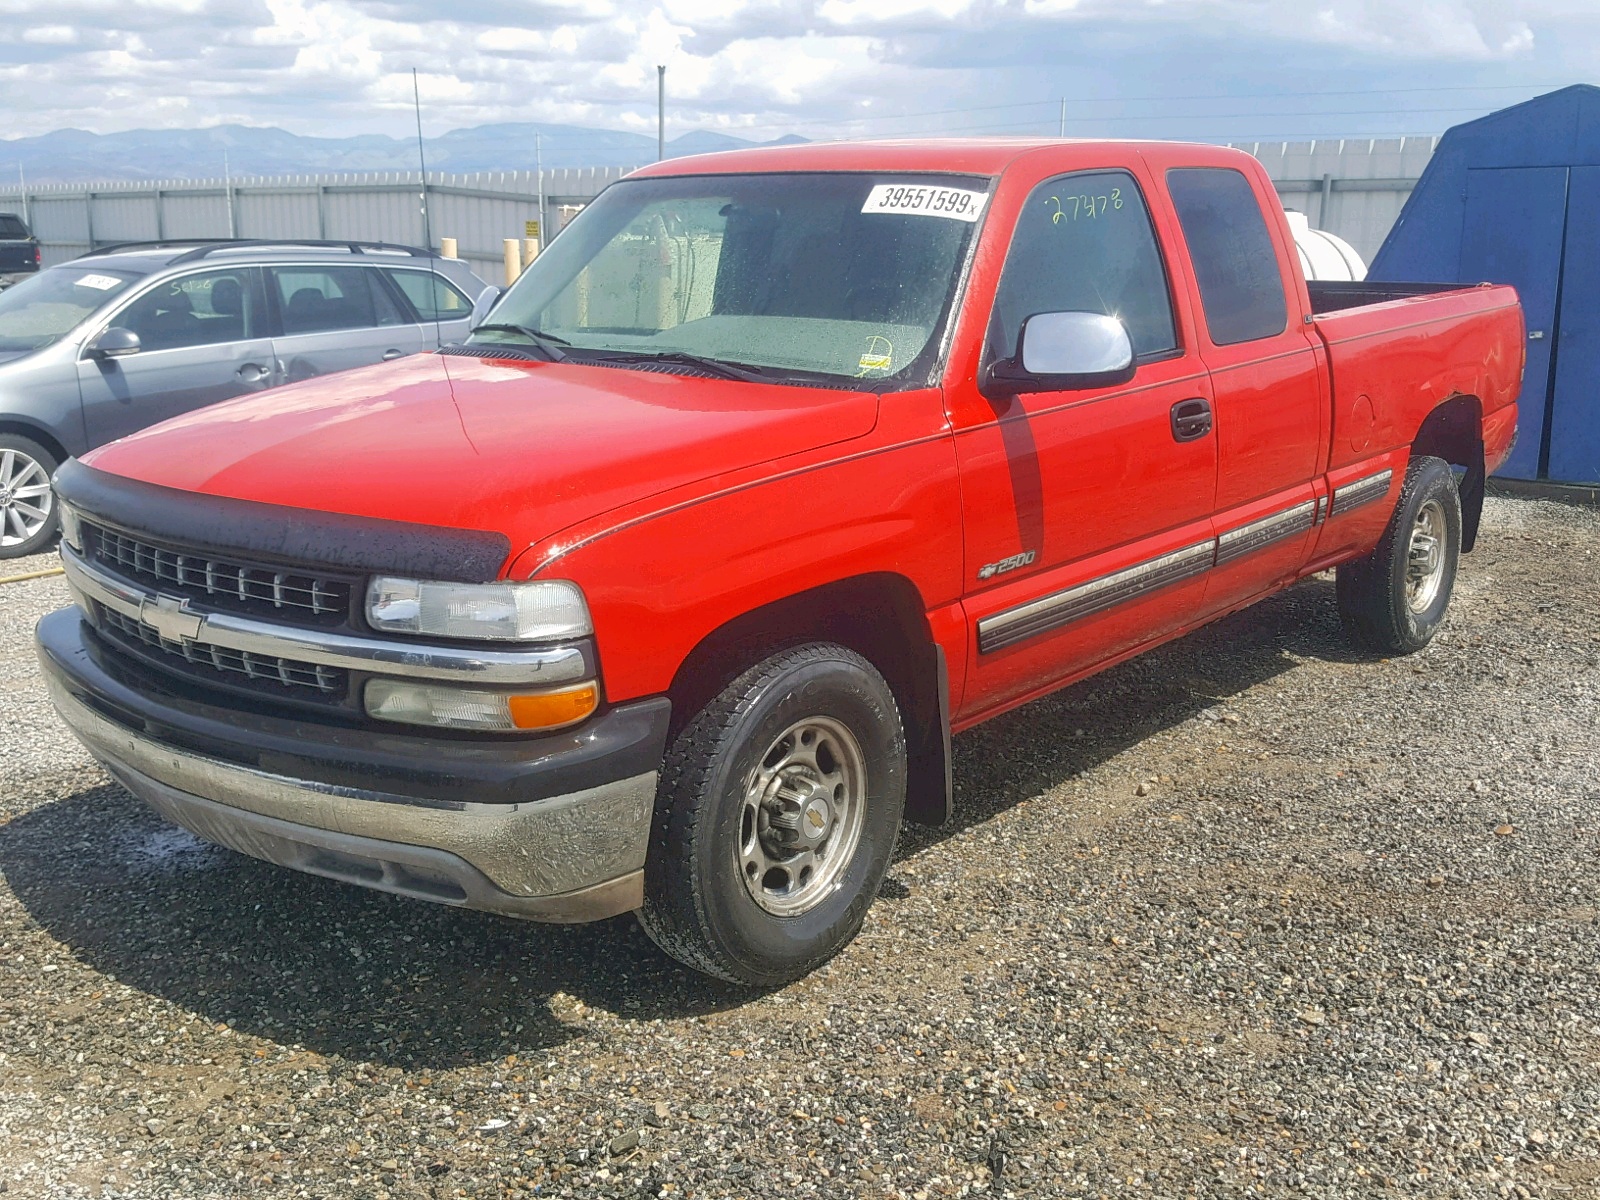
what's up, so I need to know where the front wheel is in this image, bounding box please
[638,643,906,986]
[0,434,60,560]
[1336,455,1461,654]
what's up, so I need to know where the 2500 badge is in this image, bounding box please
[977,550,1037,581]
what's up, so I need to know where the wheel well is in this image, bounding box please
[0,420,68,469]
[1412,394,1485,552]
[666,573,951,825]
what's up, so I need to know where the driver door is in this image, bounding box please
[951,166,1218,723]
[79,266,274,447]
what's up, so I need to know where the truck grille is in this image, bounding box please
[98,606,346,697]
[84,523,352,624]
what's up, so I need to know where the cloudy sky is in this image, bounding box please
[0,0,1596,144]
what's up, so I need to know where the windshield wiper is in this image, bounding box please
[584,349,774,383]
[471,323,570,361]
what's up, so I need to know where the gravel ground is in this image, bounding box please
[1,497,1598,1200]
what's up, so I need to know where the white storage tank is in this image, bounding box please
[1285,209,1367,281]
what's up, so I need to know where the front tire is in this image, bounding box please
[0,434,60,560]
[1336,455,1461,654]
[638,643,906,986]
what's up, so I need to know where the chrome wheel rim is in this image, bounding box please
[738,716,868,917]
[1405,498,1447,613]
[0,447,52,549]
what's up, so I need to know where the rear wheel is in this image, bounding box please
[638,643,906,986]
[0,434,59,560]
[1336,455,1461,654]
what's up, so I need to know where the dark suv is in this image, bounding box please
[0,239,491,558]
[0,212,41,285]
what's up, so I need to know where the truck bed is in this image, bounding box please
[1310,281,1523,476]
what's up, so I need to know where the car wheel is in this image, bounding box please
[637,643,906,986]
[1336,455,1461,654]
[0,434,60,560]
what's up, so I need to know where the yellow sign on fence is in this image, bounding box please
[524,220,541,239]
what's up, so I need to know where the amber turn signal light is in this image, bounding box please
[507,681,600,730]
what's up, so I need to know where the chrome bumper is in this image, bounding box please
[47,673,655,923]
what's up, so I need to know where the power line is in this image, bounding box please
[821,103,1511,141]
[794,80,1570,133]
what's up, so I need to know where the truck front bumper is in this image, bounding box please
[37,608,671,923]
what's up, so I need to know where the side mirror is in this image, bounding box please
[87,327,142,360]
[467,286,506,331]
[982,312,1135,396]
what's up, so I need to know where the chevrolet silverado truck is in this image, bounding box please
[0,211,41,286]
[37,141,1522,985]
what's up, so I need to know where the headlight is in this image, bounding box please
[57,501,83,552]
[366,577,591,642]
[364,679,599,732]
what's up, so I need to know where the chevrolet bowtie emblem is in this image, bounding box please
[139,593,204,643]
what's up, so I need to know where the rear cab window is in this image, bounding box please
[0,214,28,239]
[1165,167,1289,345]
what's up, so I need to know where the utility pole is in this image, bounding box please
[1059,98,1066,138]
[223,150,236,238]
[536,132,545,246]
[413,67,433,251]
[657,65,666,161]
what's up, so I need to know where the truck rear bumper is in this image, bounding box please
[37,608,667,923]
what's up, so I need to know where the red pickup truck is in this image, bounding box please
[38,140,1521,985]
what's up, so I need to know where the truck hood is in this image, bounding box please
[80,352,880,555]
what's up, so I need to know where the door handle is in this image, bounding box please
[237,362,271,383]
[1170,398,1213,442]
[382,349,405,361]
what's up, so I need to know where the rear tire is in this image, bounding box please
[638,643,906,986]
[0,434,60,560]
[1336,455,1460,654]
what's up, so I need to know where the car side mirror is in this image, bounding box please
[87,327,142,360]
[467,286,506,331]
[982,312,1135,396]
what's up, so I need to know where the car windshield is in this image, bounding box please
[0,266,140,353]
[473,171,991,387]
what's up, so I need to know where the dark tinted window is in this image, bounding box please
[0,214,28,238]
[116,268,259,352]
[386,269,471,320]
[1167,167,1288,345]
[271,265,395,335]
[989,170,1176,362]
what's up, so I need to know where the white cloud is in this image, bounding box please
[0,0,1593,143]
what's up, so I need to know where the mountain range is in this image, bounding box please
[0,122,810,184]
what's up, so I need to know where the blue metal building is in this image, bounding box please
[1370,84,1600,485]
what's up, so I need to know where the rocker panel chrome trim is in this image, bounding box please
[978,540,1215,654]
[1215,500,1316,566]
[1331,468,1394,516]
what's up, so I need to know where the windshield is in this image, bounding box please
[0,266,140,353]
[473,172,991,387]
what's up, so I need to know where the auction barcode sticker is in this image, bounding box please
[862,184,989,222]
[75,273,123,291]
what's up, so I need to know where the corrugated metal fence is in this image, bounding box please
[0,137,1440,276]
[0,168,629,282]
